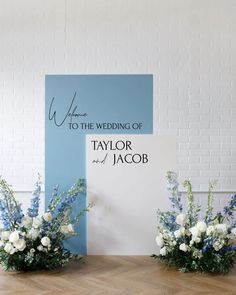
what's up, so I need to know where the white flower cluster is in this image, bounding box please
[0,211,75,256]
[60,224,74,234]
[0,231,26,254]
[156,213,236,257]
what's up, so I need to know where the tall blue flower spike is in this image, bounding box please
[27,176,41,217]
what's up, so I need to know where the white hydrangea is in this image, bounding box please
[175,213,187,226]
[196,221,207,233]
[215,224,228,235]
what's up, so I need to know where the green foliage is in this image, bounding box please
[152,245,236,274]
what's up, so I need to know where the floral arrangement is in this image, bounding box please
[152,172,236,274]
[0,176,92,271]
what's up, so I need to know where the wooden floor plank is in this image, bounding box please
[0,256,235,294]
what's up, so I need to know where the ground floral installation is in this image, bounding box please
[0,176,92,271]
[152,172,236,274]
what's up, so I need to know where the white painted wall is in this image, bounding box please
[0,0,235,214]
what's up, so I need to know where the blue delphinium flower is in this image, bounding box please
[11,203,24,224]
[0,199,11,229]
[58,195,76,213]
[27,178,41,217]
[223,194,236,220]
[0,177,24,229]
[202,237,214,253]
[219,244,236,254]
[166,171,183,212]
[158,210,178,232]
[57,179,86,213]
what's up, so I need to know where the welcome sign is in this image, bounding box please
[45,75,153,254]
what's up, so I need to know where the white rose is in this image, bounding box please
[33,217,42,229]
[27,228,39,240]
[41,237,51,247]
[21,216,33,228]
[14,239,26,251]
[196,221,207,233]
[60,225,69,234]
[189,226,201,238]
[1,231,10,241]
[206,225,215,236]
[9,231,20,243]
[215,224,227,235]
[37,245,43,251]
[160,246,167,256]
[0,240,4,247]
[4,242,13,254]
[42,212,53,222]
[179,243,189,252]
[176,213,187,226]
[231,228,236,236]
[155,235,164,247]
[67,224,74,233]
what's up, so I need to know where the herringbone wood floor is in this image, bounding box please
[0,256,235,295]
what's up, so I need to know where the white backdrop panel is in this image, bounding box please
[87,135,176,255]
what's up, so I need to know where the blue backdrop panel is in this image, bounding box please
[45,75,153,254]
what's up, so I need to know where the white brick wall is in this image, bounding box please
[0,0,235,211]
